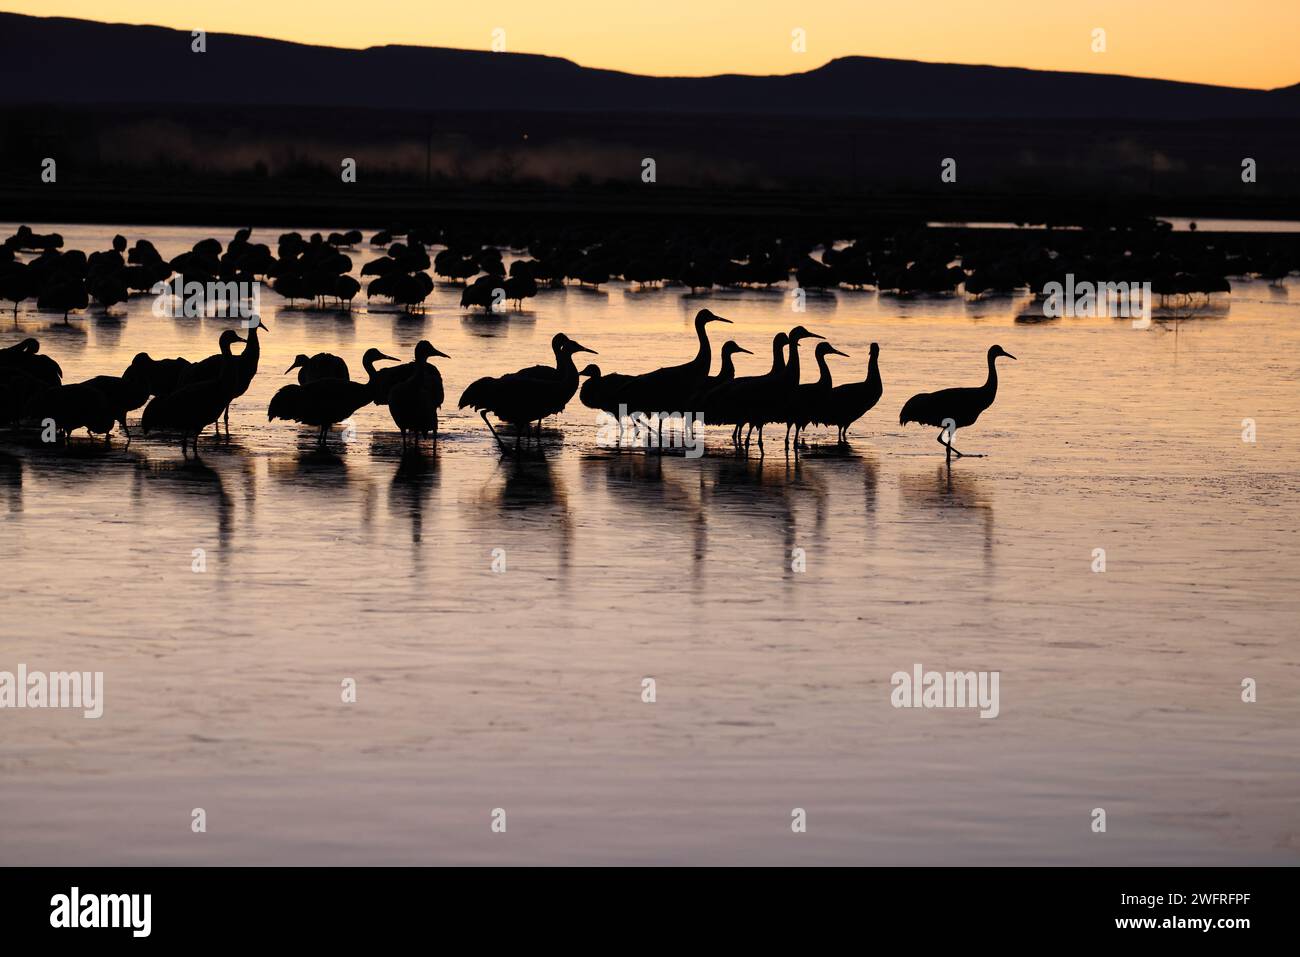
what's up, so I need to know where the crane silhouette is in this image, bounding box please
[142,330,246,458]
[286,352,349,384]
[705,331,788,452]
[179,318,267,435]
[0,338,62,385]
[822,342,883,443]
[690,339,751,445]
[268,376,373,448]
[900,344,1016,463]
[790,341,848,448]
[387,340,448,449]
[616,308,731,449]
[458,333,595,452]
[578,364,640,446]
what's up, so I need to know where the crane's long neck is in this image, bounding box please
[983,352,999,397]
[865,352,881,390]
[767,339,786,377]
[691,318,712,373]
[219,342,239,384]
[718,350,738,381]
[556,349,579,383]
[785,339,803,385]
[814,350,833,387]
[243,327,261,366]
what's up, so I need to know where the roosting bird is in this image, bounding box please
[0,338,62,385]
[285,352,350,385]
[23,382,116,442]
[125,352,191,397]
[458,333,596,451]
[268,375,374,448]
[899,344,1016,463]
[822,342,883,443]
[73,370,151,438]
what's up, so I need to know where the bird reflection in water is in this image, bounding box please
[900,465,995,568]
[132,455,238,561]
[476,453,572,582]
[389,449,440,552]
[580,450,708,574]
[0,450,22,512]
[269,446,377,533]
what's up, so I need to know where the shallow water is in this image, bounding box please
[2,223,1298,864]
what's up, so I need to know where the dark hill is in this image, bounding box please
[1,13,1298,119]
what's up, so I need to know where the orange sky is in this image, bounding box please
[6,1,1299,89]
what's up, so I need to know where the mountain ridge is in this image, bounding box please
[1,13,1298,118]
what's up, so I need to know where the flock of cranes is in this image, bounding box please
[0,309,1015,463]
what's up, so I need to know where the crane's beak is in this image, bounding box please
[573,343,598,355]
[709,316,733,324]
[735,346,753,355]
[378,353,400,363]
[1004,350,1017,360]
[432,348,450,359]
[829,347,850,357]
[284,360,301,375]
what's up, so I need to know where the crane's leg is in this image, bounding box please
[937,427,966,461]
[432,413,438,449]
[480,411,508,453]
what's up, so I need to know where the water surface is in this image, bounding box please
[2,224,1298,864]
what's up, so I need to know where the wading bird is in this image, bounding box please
[23,382,116,443]
[368,342,448,405]
[268,375,374,448]
[616,308,731,447]
[705,332,788,449]
[689,340,751,441]
[790,341,848,448]
[142,331,246,458]
[822,341,883,443]
[74,369,151,438]
[179,319,267,435]
[387,340,448,449]
[771,325,824,451]
[899,344,1016,463]
[578,364,640,446]
[458,333,595,451]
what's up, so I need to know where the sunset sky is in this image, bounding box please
[7,1,1299,90]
